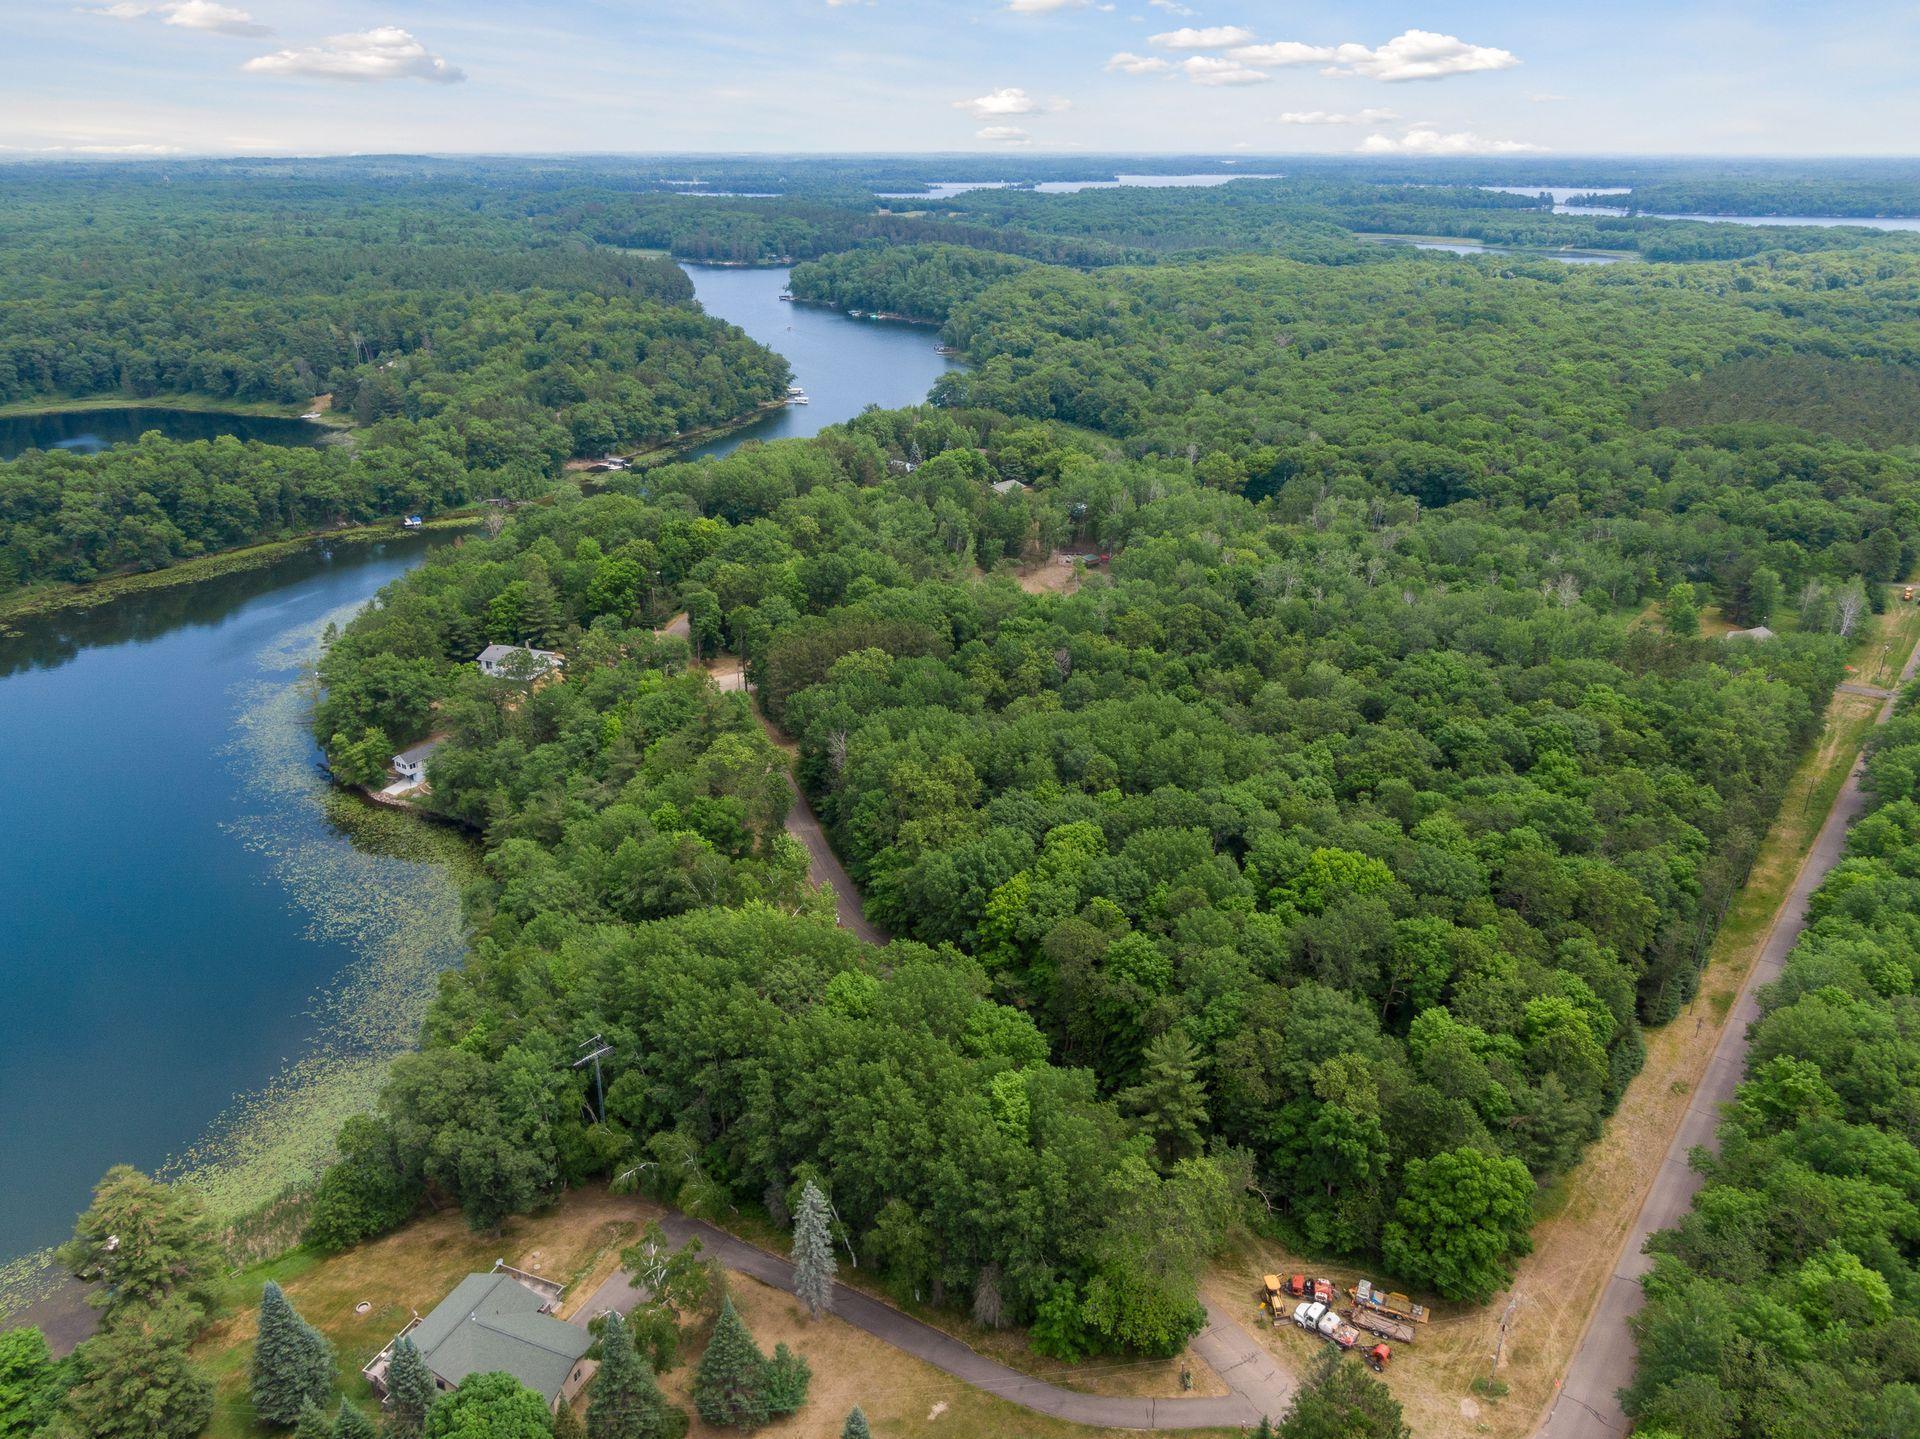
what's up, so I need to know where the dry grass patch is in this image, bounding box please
[664,1270,1237,1439]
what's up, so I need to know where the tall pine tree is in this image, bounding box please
[588,1313,686,1439]
[386,1335,439,1436]
[791,1182,837,1320]
[841,1406,872,1439]
[331,1400,376,1439]
[251,1281,336,1426]
[693,1299,769,1428]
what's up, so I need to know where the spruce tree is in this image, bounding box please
[693,1298,769,1428]
[791,1181,837,1319]
[251,1281,336,1426]
[554,1404,587,1439]
[331,1400,376,1439]
[291,1401,332,1439]
[588,1313,686,1439]
[841,1405,872,1439]
[386,1335,439,1436]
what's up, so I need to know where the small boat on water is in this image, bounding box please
[778,291,793,301]
[787,384,810,405]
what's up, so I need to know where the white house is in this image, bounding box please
[391,738,441,785]
[476,644,564,679]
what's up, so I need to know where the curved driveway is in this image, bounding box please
[1537,639,1920,1437]
[657,1215,1294,1430]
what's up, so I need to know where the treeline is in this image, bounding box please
[788,244,1038,323]
[1615,176,1920,218]
[312,391,1869,1343]
[1624,694,1920,1437]
[0,182,794,592]
[0,183,697,407]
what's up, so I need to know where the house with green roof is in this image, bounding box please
[364,1264,595,1412]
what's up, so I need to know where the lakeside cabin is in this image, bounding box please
[477,644,564,679]
[363,1263,594,1415]
[390,738,441,786]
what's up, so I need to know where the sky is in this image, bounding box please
[0,0,1914,159]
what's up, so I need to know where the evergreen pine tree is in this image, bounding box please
[331,1400,376,1439]
[553,1404,587,1439]
[588,1313,686,1439]
[385,1335,438,1436]
[841,1405,872,1439]
[693,1298,770,1428]
[291,1401,332,1439]
[1117,1029,1209,1165]
[791,1182,837,1320]
[251,1281,336,1426]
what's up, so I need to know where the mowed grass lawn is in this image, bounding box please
[193,1186,1238,1439]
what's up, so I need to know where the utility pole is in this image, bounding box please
[1490,1292,1522,1384]
[573,1035,613,1124]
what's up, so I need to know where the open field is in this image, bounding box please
[0,393,345,422]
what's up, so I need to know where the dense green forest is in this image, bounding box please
[1623,694,1920,1438]
[0,182,791,592]
[13,156,1920,1431]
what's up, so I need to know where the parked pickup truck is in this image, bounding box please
[1292,1301,1361,1350]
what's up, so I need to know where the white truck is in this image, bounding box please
[1292,1300,1361,1350]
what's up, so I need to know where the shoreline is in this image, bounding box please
[0,393,354,428]
[0,515,480,624]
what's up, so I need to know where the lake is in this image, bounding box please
[0,268,952,1271]
[0,537,468,1262]
[0,406,332,463]
[678,264,961,458]
[879,173,1279,200]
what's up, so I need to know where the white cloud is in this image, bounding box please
[1228,40,1337,66]
[1147,0,1196,12]
[1150,25,1256,49]
[954,86,1068,119]
[0,140,185,154]
[1276,108,1399,125]
[1182,55,1267,86]
[976,125,1032,144]
[1360,125,1543,154]
[86,1,270,36]
[1106,50,1171,74]
[243,27,465,83]
[1003,0,1089,11]
[1229,29,1518,82]
[1326,30,1519,82]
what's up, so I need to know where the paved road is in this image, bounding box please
[1538,644,1920,1437]
[654,1216,1291,1431]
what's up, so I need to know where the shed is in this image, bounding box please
[1726,625,1776,642]
[989,478,1028,496]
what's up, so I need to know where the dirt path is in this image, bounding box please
[1534,634,1920,1438]
[656,1217,1292,1431]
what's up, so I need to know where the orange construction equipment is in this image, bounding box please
[1365,1343,1391,1373]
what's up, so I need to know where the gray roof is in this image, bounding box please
[1727,625,1776,641]
[394,738,442,765]
[410,1272,589,1401]
[476,644,562,665]
[989,478,1028,495]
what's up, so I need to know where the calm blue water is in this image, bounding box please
[0,277,946,1263]
[0,407,330,462]
[0,540,446,1257]
[679,264,961,459]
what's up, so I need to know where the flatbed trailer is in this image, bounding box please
[1351,1280,1429,1324]
[1348,1307,1416,1345]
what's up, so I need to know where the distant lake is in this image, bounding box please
[1482,185,1630,204]
[1396,239,1627,266]
[677,263,962,459]
[0,407,332,462]
[880,174,1280,200]
[1476,188,1920,230]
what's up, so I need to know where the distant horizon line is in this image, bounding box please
[3,149,1920,164]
